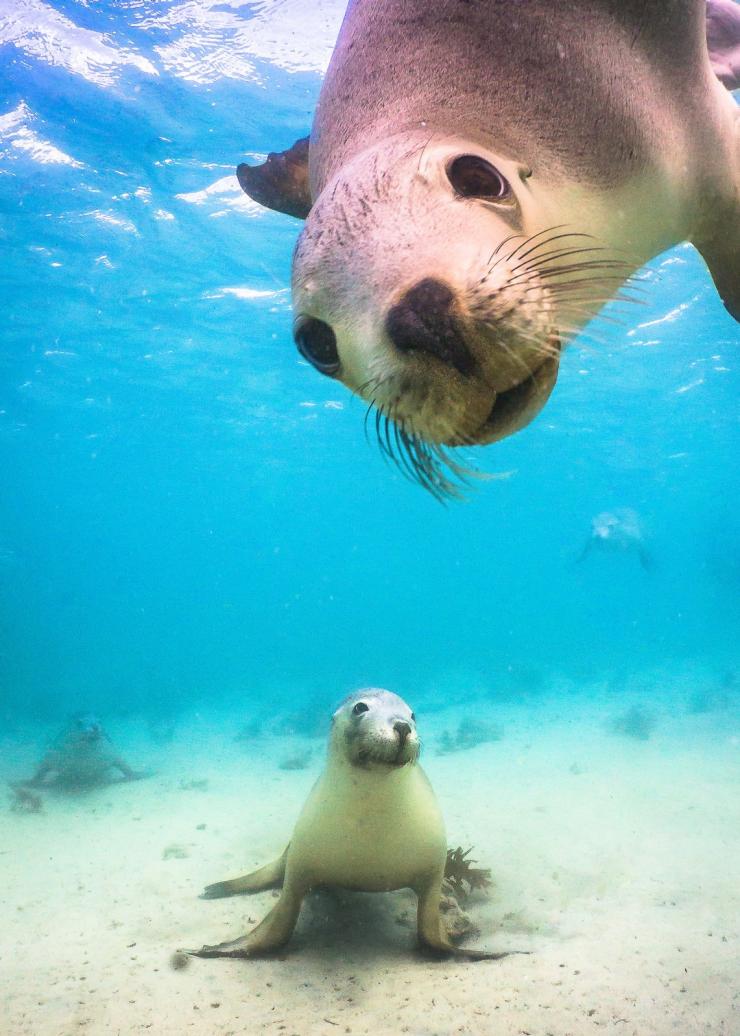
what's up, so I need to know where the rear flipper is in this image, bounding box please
[237,137,311,219]
[416,876,529,962]
[200,848,288,899]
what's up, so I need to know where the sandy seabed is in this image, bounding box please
[1,679,738,1036]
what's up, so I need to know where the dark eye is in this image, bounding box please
[410,712,416,722]
[352,702,369,716]
[294,316,340,376]
[447,155,509,201]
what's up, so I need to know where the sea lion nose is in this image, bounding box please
[394,721,412,743]
[385,278,475,375]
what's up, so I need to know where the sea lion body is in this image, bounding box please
[577,508,650,569]
[238,0,739,495]
[193,689,512,960]
[287,744,445,894]
[20,714,143,788]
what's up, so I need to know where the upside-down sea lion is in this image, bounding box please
[191,688,519,960]
[236,0,739,497]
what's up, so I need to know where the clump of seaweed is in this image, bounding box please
[9,783,43,814]
[438,718,503,755]
[162,843,189,860]
[439,893,480,940]
[608,705,657,741]
[444,846,492,899]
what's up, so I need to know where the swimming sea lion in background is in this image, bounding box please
[192,688,519,960]
[237,0,739,497]
[17,713,147,788]
[576,508,651,570]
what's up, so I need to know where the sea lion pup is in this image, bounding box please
[17,712,147,788]
[576,508,651,570]
[192,689,518,961]
[237,0,739,497]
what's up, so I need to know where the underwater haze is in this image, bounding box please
[1,2,739,1034]
[1,0,737,720]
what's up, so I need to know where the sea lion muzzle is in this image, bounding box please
[386,278,476,376]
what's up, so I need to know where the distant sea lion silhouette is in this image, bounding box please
[577,508,651,570]
[191,688,521,960]
[237,0,739,497]
[16,713,147,788]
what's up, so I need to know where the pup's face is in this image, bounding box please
[332,688,420,769]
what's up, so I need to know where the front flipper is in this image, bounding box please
[693,194,740,322]
[191,873,305,958]
[237,137,311,219]
[200,848,288,899]
[416,876,529,962]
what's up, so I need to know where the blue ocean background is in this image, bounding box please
[1,0,738,728]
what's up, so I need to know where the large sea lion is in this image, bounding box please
[16,713,147,788]
[192,688,518,960]
[237,0,739,497]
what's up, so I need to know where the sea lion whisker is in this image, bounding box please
[508,246,614,274]
[402,426,476,502]
[532,257,634,275]
[543,283,642,298]
[510,262,633,287]
[490,231,527,262]
[486,232,529,274]
[508,230,597,264]
[382,411,396,461]
[396,428,441,498]
[505,224,572,260]
[393,419,425,484]
[553,281,651,301]
[364,395,380,444]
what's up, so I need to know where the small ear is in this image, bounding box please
[237,136,311,219]
[693,199,740,322]
[706,0,740,89]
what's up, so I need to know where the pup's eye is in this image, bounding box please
[352,702,369,715]
[410,713,416,722]
[447,155,509,201]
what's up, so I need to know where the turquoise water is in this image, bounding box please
[1,4,738,723]
[1,5,739,1034]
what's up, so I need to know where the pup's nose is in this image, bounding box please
[385,278,475,375]
[394,721,412,743]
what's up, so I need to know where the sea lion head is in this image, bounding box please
[70,712,105,744]
[331,687,420,770]
[291,133,623,489]
[591,508,643,545]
